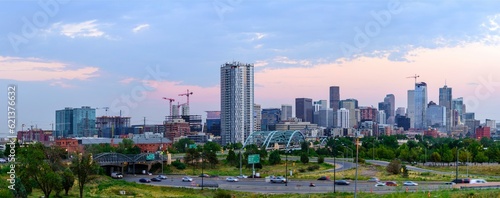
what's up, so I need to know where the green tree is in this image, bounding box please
[474,152,488,164]
[205,150,219,168]
[317,156,324,164]
[18,143,62,198]
[226,149,237,165]
[268,150,281,165]
[203,142,221,153]
[430,152,441,166]
[300,153,309,164]
[386,159,401,175]
[61,169,75,196]
[173,138,195,153]
[11,178,28,198]
[71,153,99,198]
[301,141,309,153]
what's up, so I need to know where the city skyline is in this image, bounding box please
[2,1,500,133]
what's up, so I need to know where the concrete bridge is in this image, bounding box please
[93,152,170,175]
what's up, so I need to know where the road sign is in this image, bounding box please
[248,154,260,164]
[146,154,155,161]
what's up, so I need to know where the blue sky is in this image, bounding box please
[2,0,500,132]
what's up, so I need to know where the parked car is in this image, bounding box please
[226,177,239,182]
[334,180,350,185]
[470,179,487,184]
[270,176,287,183]
[317,176,330,181]
[403,181,418,186]
[157,174,168,180]
[375,182,386,187]
[368,177,380,182]
[199,173,209,177]
[236,175,248,179]
[151,177,162,182]
[385,181,398,186]
[451,178,470,184]
[182,176,193,182]
[139,178,151,183]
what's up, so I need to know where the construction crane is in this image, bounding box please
[162,97,175,116]
[178,89,193,114]
[97,107,110,116]
[407,74,420,84]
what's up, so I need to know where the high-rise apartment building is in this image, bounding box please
[281,104,293,121]
[439,85,453,133]
[340,99,358,128]
[337,108,349,129]
[378,110,386,124]
[414,82,428,129]
[329,86,340,127]
[254,104,262,131]
[427,102,446,132]
[384,94,395,124]
[55,106,96,138]
[452,97,465,124]
[296,98,313,122]
[220,62,254,145]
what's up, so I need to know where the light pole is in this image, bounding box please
[285,148,288,186]
[201,150,204,190]
[455,146,458,182]
[354,136,359,198]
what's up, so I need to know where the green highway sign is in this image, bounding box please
[248,154,260,164]
[146,154,155,161]
[189,144,197,149]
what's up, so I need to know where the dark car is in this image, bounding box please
[334,180,350,185]
[385,181,398,186]
[139,178,151,183]
[151,177,161,182]
[451,178,470,184]
[317,176,330,181]
[199,173,210,177]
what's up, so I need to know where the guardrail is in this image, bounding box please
[460,185,500,190]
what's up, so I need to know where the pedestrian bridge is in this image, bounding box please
[244,130,305,150]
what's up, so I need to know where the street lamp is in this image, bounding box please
[285,148,289,187]
[201,150,204,190]
[354,136,359,198]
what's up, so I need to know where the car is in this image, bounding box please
[451,178,470,184]
[444,182,456,185]
[226,177,239,182]
[0,158,7,163]
[317,176,330,181]
[470,179,487,184]
[368,177,380,182]
[199,173,210,177]
[236,175,248,179]
[111,172,123,179]
[270,176,287,183]
[334,180,350,185]
[385,181,398,186]
[139,178,151,183]
[151,177,162,182]
[182,176,193,182]
[403,181,418,186]
[157,174,168,180]
[375,182,386,187]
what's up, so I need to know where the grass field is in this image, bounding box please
[415,164,500,178]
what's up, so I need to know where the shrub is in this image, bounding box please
[386,159,402,175]
[298,168,306,173]
[318,156,324,164]
[172,160,186,170]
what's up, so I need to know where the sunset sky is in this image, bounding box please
[1,0,500,133]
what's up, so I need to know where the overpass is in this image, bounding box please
[93,152,169,175]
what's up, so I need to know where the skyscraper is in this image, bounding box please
[452,97,464,124]
[281,104,293,121]
[220,62,254,145]
[384,94,395,124]
[427,102,446,132]
[337,108,349,129]
[261,108,281,131]
[55,106,96,138]
[329,86,340,127]
[340,99,358,128]
[414,82,428,129]
[254,104,262,131]
[407,90,415,128]
[295,98,313,122]
[439,85,452,133]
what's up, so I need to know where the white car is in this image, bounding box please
[182,176,193,182]
[403,181,418,186]
[375,182,386,187]
[368,177,380,182]
[470,179,487,184]
[236,175,248,179]
[226,177,239,182]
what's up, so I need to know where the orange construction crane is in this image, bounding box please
[162,97,175,116]
[407,74,420,84]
